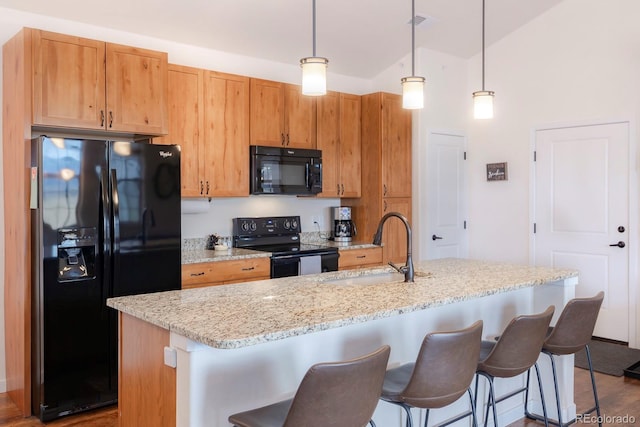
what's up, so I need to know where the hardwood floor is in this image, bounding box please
[0,368,637,426]
[507,368,640,427]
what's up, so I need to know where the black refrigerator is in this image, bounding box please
[30,136,181,421]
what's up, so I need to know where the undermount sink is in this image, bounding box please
[326,270,431,286]
[327,272,402,286]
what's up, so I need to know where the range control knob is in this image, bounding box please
[283,219,291,229]
[241,221,249,232]
[250,221,257,232]
[291,218,298,230]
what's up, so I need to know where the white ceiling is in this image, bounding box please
[0,0,563,78]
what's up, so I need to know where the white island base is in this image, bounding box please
[110,259,578,427]
[171,281,576,427]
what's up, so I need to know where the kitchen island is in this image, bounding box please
[107,258,578,427]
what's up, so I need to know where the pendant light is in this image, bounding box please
[300,0,328,96]
[472,0,494,119]
[401,0,425,109]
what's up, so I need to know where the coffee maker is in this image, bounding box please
[332,207,356,242]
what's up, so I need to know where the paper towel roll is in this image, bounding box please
[181,199,211,214]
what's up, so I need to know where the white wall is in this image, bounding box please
[465,0,640,345]
[466,0,640,263]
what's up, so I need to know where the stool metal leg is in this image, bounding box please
[467,387,479,427]
[533,362,550,427]
[369,420,377,427]
[584,345,602,427]
[423,408,430,427]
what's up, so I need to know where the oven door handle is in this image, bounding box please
[305,163,311,189]
[272,251,337,261]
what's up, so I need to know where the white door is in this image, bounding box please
[534,122,629,342]
[426,131,468,259]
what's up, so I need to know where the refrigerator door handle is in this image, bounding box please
[110,169,121,267]
[101,168,111,287]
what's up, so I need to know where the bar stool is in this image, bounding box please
[228,345,390,427]
[524,291,605,427]
[475,305,555,427]
[379,320,483,427]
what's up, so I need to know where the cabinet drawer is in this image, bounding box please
[181,258,271,289]
[338,247,383,270]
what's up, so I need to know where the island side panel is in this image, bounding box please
[119,313,176,426]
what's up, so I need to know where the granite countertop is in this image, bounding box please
[107,258,577,350]
[182,248,271,265]
[181,241,378,265]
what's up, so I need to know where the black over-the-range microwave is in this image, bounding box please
[250,145,322,195]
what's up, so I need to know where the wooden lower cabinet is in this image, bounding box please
[119,313,175,426]
[338,247,383,270]
[182,258,270,289]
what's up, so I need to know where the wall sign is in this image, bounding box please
[486,162,508,181]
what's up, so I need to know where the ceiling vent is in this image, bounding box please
[408,14,438,30]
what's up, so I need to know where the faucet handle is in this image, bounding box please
[388,261,407,274]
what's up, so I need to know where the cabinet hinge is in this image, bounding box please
[464,151,467,160]
[533,151,537,162]
[463,220,467,229]
[533,223,537,234]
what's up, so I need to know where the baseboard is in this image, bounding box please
[0,379,7,393]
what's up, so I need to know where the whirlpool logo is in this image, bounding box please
[159,151,173,158]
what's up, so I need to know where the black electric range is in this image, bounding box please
[232,216,339,278]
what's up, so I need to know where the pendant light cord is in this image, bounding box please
[481,0,485,90]
[411,0,416,76]
[312,0,317,57]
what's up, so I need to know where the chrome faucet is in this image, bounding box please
[372,212,414,282]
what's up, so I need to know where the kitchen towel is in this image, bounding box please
[299,255,322,275]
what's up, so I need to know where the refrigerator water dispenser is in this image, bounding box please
[57,227,96,282]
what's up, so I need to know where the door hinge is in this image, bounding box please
[464,220,467,229]
[464,151,467,160]
[533,223,537,233]
[533,151,537,162]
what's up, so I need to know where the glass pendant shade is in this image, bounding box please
[473,90,494,119]
[401,76,425,109]
[300,57,328,96]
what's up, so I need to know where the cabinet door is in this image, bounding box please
[250,78,285,147]
[284,84,316,148]
[203,71,250,196]
[381,93,412,198]
[154,65,204,197]
[382,197,412,265]
[32,30,106,130]
[106,43,168,135]
[339,93,362,198]
[316,91,340,197]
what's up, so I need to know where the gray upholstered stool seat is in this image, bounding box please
[524,292,605,427]
[475,305,555,427]
[380,320,484,427]
[228,345,391,427]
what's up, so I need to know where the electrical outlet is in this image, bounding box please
[311,215,323,229]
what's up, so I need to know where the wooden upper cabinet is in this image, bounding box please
[317,92,362,198]
[31,29,168,136]
[316,91,340,197]
[106,43,168,135]
[154,65,204,197]
[202,70,250,196]
[381,93,412,198]
[250,78,316,148]
[284,84,316,148]
[339,93,362,198]
[32,30,106,130]
[156,66,250,198]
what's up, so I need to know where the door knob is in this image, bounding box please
[609,241,626,248]
[432,234,443,241]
